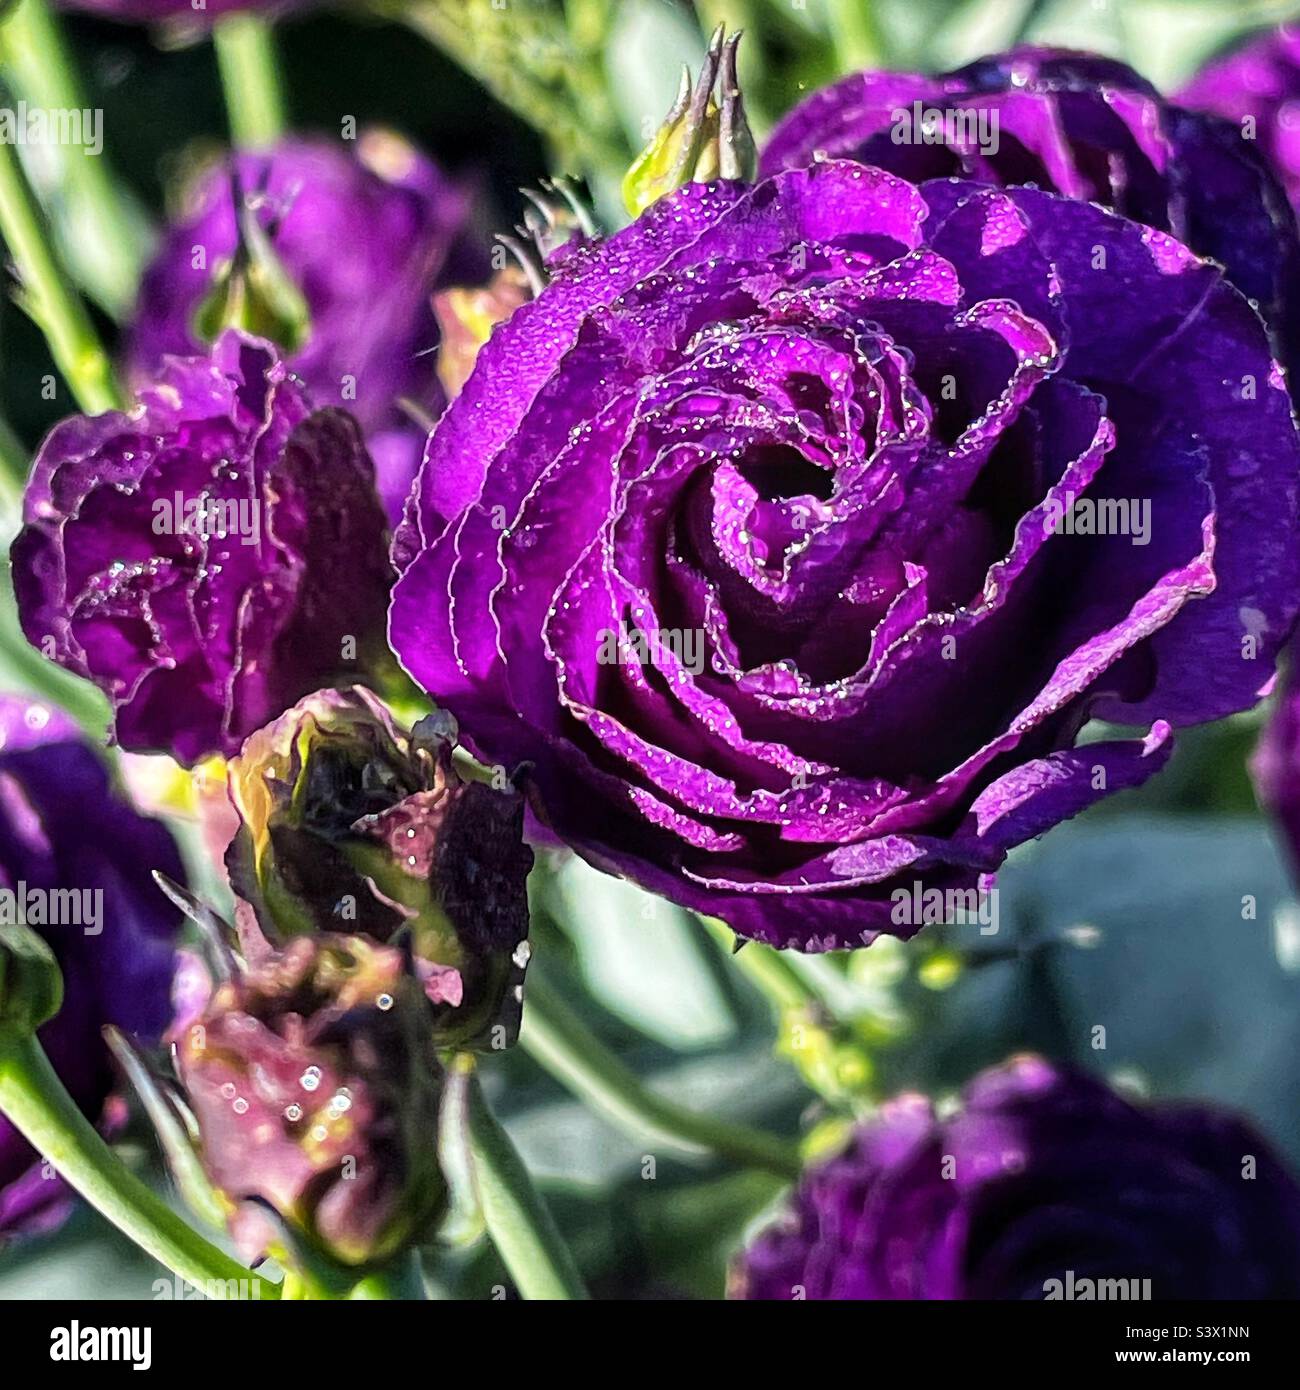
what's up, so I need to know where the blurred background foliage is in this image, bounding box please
[2,0,1299,1299]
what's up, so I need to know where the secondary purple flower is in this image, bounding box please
[1179,27,1300,209]
[734,1057,1300,1299]
[127,134,480,520]
[0,696,183,1237]
[762,46,1300,377]
[389,161,1300,950]
[61,1,311,23]
[11,331,393,766]
[173,932,446,1269]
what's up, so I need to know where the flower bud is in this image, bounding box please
[0,924,63,1044]
[623,26,755,217]
[226,688,533,1049]
[192,170,312,355]
[174,933,446,1270]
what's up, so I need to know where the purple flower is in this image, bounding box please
[0,696,183,1237]
[389,161,1300,950]
[1179,27,1300,210]
[61,1,312,23]
[126,134,481,520]
[733,1057,1300,1299]
[12,332,393,766]
[763,46,1300,376]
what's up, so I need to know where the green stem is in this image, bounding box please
[0,581,110,740]
[348,1251,426,1300]
[213,14,287,149]
[0,0,150,318]
[704,916,862,1023]
[391,0,629,182]
[0,1035,279,1299]
[0,415,26,540]
[520,974,801,1179]
[460,1064,588,1301]
[825,0,884,73]
[717,927,820,1013]
[705,918,882,1106]
[0,138,121,414]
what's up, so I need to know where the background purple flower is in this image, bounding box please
[61,1,313,23]
[1179,26,1300,209]
[733,1057,1300,1299]
[12,332,393,765]
[389,162,1300,950]
[126,134,483,520]
[0,696,183,1238]
[763,46,1300,377]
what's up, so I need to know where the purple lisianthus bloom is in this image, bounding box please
[61,1,312,23]
[0,696,183,1237]
[12,331,392,766]
[763,46,1300,377]
[389,161,1300,950]
[127,134,481,520]
[733,1057,1300,1299]
[1179,27,1300,209]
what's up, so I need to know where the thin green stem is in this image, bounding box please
[1012,0,1053,48]
[0,579,110,741]
[705,918,883,1106]
[213,14,287,149]
[563,0,610,52]
[0,0,150,317]
[825,0,884,73]
[519,974,801,1179]
[391,0,629,183]
[0,415,26,541]
[347,1251,426,1300]
[0,1035,279,1299]
[460,1063,588,1300]
[713,925,820,1013]
[0,138,121,414]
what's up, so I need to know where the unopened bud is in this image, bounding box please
[192,170,312,353]
[0,923,63,1043]
[622,27,756,217]
[174,933,445,1270]
[225,688,533,1049]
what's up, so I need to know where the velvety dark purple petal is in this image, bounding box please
[14,333,392,764]
[390,159,1300,950]
[735,1059,1300,1299]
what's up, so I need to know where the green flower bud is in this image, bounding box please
[0,923,63,1043]
[226,688,533,1050]
[192,170,312,354]
[622,26,756,217]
